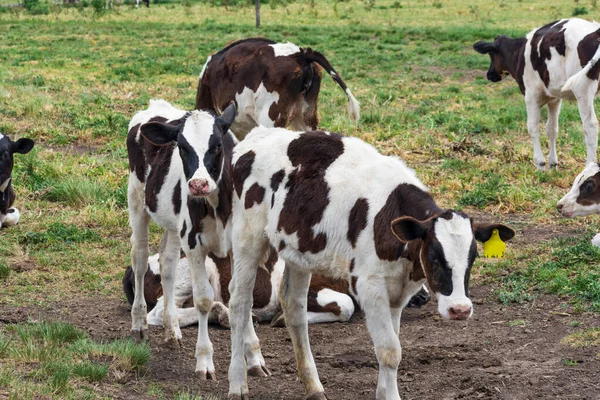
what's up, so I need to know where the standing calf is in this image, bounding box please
[0,133,34,229]
[196,38,360,139]
[227,128,515,399]
[474,18,600,169]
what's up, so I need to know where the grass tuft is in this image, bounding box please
[561,328,600,348]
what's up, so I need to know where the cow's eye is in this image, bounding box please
[582,180,595,195]
[214,144,222,154]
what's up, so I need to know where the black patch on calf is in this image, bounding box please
[186,197,214,249]
[203,129,224,183]
[232,151,255,197]
[270,169,285,208]
[529,20,568,87]
[172,180,182,215]
[126,123,145,183]
[245,183,265,209]
[277,131,344,254]
[278,240,286,251]
[347,198,369,248]
[426,239,453,296]
[145,143,176,213]
[177,134,199,182]
[575,171,600,206]
[577,29,600,80]
[180,220,187,238]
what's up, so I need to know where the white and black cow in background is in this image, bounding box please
[196,38,360,139]
[474,18,600,170]
[226,128,515,399]
[557,163,600,247]
[0,133,34,229]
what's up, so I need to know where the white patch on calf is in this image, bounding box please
[433,214,474,320]
[0,177,10,192]
[557,163,600,217]
[269,42,301,57]
[199,55,212,80]
[148,253,161,275]
[307,288,355,324]
[0,133,4,140]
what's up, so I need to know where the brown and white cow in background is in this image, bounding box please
[196,38,360,139]
[0,133,34,229]
[557,162,600,247]
[474,18,600,170]
[122,252,356,328]
[225,127,515,399]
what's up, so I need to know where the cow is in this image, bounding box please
[122,252,356,328]
[474,18,600,170]
[0,133,34,229]
[557,162,600,246]
[195,38,360,139]
[225,127,515,400]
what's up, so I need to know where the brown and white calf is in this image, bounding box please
[557,163,600,246]
[474,18,600,170]
[227,128,515,399]
[127,99,249,379]
[122,252,356,328]
[0,133,34,229]
[195,38,360,139]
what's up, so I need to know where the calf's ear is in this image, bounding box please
[474,223,515,242]
[11,138,35,155]
[216,102,237,134]
[140,121,180,145]
[391,216,431,243]
[473,41,497,54]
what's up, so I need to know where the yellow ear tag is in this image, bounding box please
[483,228,506,258]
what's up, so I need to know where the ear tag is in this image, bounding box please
[483,228,506,258]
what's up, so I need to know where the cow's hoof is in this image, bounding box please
[306,393,328,400]
[535,161,546,171]
[131,329,148,342]
[197,370,217,381]
[270,311,286,327]
[549,163,558,169]
[248,365,271,377]
[591,234,600,248]
[218,312,231,329]
[163,337,182,348]
[406,287,430,308]
[228,395,249,400]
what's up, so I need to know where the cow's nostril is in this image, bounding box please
[557,203,563,212]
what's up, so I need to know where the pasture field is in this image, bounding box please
[1,0,600,398]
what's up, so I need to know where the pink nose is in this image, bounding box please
[189,179,210,196]
[448,305,472,320]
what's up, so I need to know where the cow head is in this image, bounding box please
[392,211,515,320]
[140,103,237,197]
[0,133,35,195]
[473,36,512,82]
[557,163,600,217]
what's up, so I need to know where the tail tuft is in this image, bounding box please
[346,89,360,122]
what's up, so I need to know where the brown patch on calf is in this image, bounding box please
[277,132,344,254]
[347,198,368,248]
[232,151,255,197]
[309,274,350,295]
[404,241,425,282]
[529,20,568,87]
[245,183,266,209]
[270,169,285,207]
[577,28,600,81]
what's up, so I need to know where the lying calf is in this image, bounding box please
[0,133,34,229]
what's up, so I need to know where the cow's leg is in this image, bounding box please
[305,288,355,324]
[128,177,151,341]
[525,97,545,170]
[186,248,216,379]
[281,265,325,398]
[575,87,599,165]
[358,277,401,400]
[546,99,562,168]
[159,231,182,344]
[391,307,402,337]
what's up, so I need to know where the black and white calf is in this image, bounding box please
[474,18,600,169]
[196,38,360,139]
[557,163,600,246]
[127,99,254,379]
[227,128,515,399]
[0,133,34,229]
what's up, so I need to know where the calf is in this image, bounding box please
[474,18,600,170]
[0,133,34,229]
[122,252,356,328]
[127,99,263,379]
[557,163,600,246]
[196,38,360,139]
[227,128,515,399]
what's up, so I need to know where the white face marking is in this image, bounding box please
[557,163,600,217]
[0,177,10,193]
[433,214,474,319]
[269,42,301,57]
[0,133,4,140]
[199,55,212,80]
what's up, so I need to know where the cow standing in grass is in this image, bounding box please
[226,127,515,399]
[0,133,34,229]
[196,38,360,139]
[474,18,600,170]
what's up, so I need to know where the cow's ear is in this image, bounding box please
[11,138,35,154]
[391,216,431,243]
[140,121,180,145]
[474,223,515,242]
[473,41,497,54]
[216,102,237,134]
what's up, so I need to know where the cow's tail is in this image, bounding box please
[562,39,600,92]
[122,265,135,305]
[302,49,360,122]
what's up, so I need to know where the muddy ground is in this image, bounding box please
[2,219,600,399]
